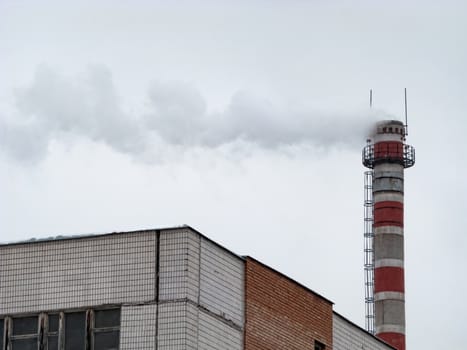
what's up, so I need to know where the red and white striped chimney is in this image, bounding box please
[363,120,415,350]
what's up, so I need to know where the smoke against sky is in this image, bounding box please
[1,65,379,163]
[2,64,145,162]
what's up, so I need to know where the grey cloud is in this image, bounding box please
[2,65,383,162]
[144,80,208,146]
[9,64,145,161]
[0,119,49,163]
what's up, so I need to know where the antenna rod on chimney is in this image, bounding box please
[404,88,408,135]
[370,89,373,108]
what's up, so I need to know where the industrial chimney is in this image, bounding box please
[362,119,415,350]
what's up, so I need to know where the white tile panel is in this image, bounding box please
[159,229,245,329]
[333,313,394,350]
[120,304,157,349]
[0,232,156,315]
[157,301,197,350]
[158,301,242,350]
[199,238,244,326]
[159,230,200,302]
[197,307,243,350]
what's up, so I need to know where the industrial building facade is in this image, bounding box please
[0,226,394,350]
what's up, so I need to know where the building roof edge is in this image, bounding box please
[0,225,246,262]
[332,311,397,350]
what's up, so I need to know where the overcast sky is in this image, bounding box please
[1,1,467,348]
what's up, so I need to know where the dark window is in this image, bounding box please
[93,309,120,350]
[94,331,119,349]
[0,319,3,350]
[11,317,38,350]
[11,338,37,350]
[12,317,37,336]
[48,315,59,333]
[48,314,60,350]
[48,335,59,349]
[94,309,120,328]
[65,312,86,350]
[314,340,325,350]
[4,308,120,350]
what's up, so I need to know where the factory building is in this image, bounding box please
[0,226,394,350]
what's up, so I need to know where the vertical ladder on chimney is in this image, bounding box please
[364,170,375,334]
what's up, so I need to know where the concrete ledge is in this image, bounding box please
[375,258,404,268]
[376,324,405,335]
[373,171,404,180]
[374,226,403,236]
[373,178,404,193]
[374,192,403,203]
[374,291,405,301]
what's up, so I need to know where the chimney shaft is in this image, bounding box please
[362,120,415,350]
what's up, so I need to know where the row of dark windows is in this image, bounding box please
[0,308,120,350]
[380,126,404,135]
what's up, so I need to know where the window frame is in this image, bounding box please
[1,307,120,350]
[91,309,121,349]
[9,315,41,350]
[0,319,4,350]
[314,340,326,350]
[46,313,61,350]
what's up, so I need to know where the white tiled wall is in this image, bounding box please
[0,228,244,350]
[0,232,156,315]
[120,304,157,349]
[159,229,244,327]
[159,230,200,302]
[158,229,244,350]
[198,306,243,350]
[333,313,394,350]
[157,301,197,350]
[199,238,244,326]
[158,301,242,350]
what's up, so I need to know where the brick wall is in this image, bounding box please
[244,257,333,350]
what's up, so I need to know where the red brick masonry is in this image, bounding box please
[244,257,333,350]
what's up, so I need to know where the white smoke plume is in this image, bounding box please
[0,65,380,163]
